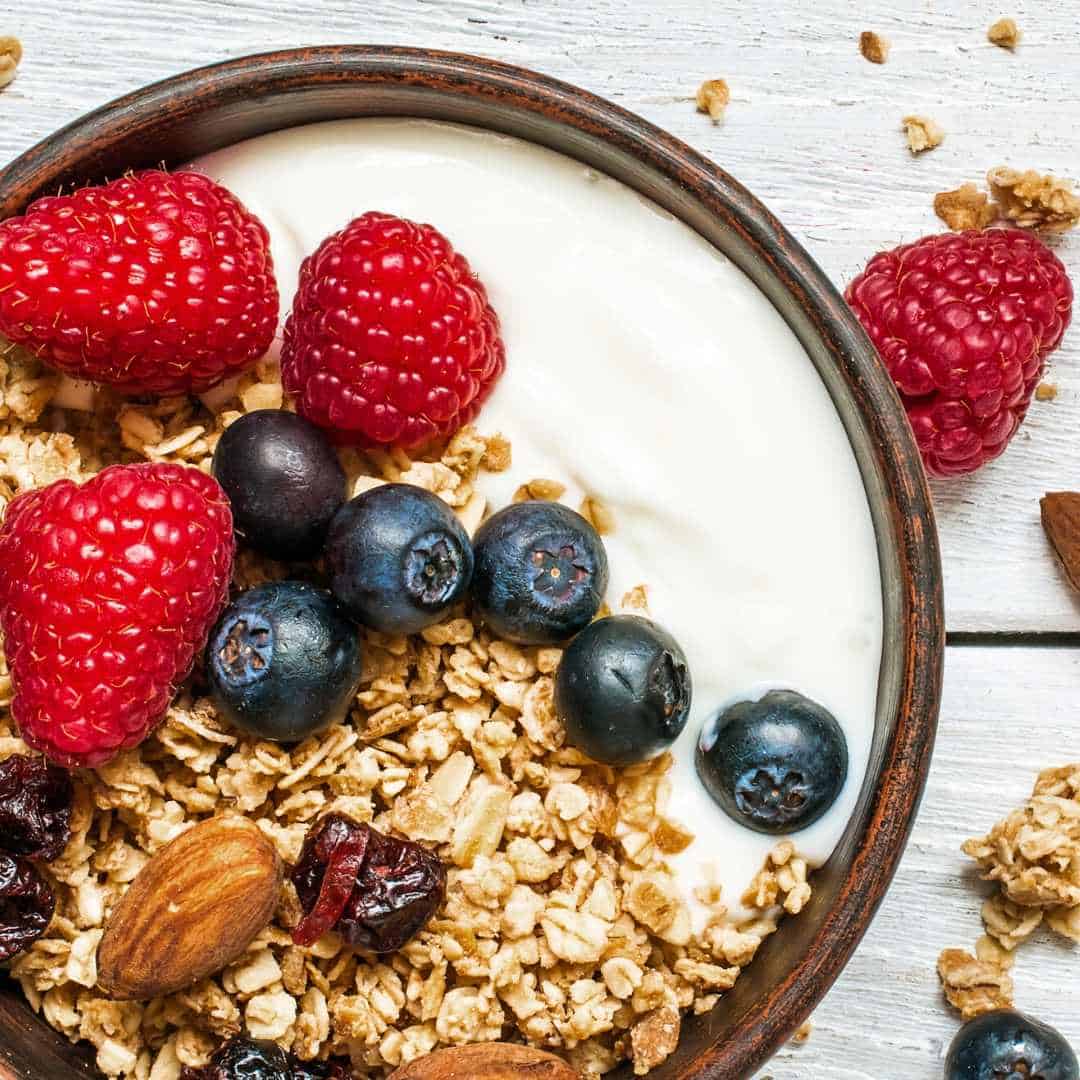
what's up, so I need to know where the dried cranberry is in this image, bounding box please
[0,852,55,960]
[291,814,445,954]
[0,754,73,862]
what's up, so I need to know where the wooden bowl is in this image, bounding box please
[0,46,944,1080]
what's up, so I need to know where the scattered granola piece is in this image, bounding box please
[1035,382,1058,402]
[933,183,999,231]
[579,494,615,535]
[792,1020,813,1044]
[696,79,730,124]
[987,17,1021,50]
[937,948,1014,1019]
[512,477,566,502]
[859,31,890,64]
[988,166,1080,232]
[0,37,20,90]
[1041,494,1080,592]
[902,115,945,155]
[630,1005,681,1075]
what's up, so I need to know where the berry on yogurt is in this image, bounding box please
[207,581,363,742]
[325,483,474,635]
[212,409,346,560]
[472,500,609,645]
[696,689,848,834]
[945,1010,1078,1080]
[554,615,691,766]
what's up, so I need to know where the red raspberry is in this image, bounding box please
[846,229,1072,477]
[281,211,505,447]
[0,463,235,767]
[0,170,278,395]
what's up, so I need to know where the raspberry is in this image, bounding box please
[281,211,505,448]
[0,170,278,395]
[846,229,1073,477]
[0,463,235,767]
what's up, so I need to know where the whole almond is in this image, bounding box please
[389,1044,578,1080]
[97,815,282,1000]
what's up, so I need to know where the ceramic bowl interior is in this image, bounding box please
[0,46,944,1080]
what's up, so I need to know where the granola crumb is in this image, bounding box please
[936,948,1014,1019]
[933,183,999,232]
[695,79,730,124]
[792,1020,813,1044]
[987,17,1021,50]
[902,115,945,155]
[988,166,1080,232]
[1035,382,1058,402]
[859,31,890,64]
[0,36,21,90]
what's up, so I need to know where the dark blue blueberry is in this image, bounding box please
[472,501,609,645]
[207,581,363,743]
[555,615,691,765]
[325,483,473,635]
[946,1010,1078,1080]
[212,409,346,560]
[696,689,848,834]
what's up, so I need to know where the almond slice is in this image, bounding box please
[1041,492,1080,592]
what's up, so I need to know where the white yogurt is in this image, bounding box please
[193,119,883,926]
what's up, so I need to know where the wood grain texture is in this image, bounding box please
[0,3,1078,1079]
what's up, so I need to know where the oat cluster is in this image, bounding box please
[935,169,1080,233]
[902,116,945,155]
[0,344,811,1079]
[695,80,730,124]
[987,18,1022,50]
[0,36,20,91]
[938,764,1080,1019]
[859,32,890,65]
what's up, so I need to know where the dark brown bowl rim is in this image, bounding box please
[0,45,944,1080]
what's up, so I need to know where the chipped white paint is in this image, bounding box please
[3,1,1080,1076]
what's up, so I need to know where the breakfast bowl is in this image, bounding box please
[0,45,943,1080]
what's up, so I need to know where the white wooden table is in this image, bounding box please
[4,2,1079,1077]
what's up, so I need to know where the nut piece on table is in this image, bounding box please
[902,115,945,154]
[97,816,283,1000]
[988,166,1080,232]
[696,79,730,124]
[1041,492,1080,592]
[389,1043,578,1080]
[988,17,1022,50]
[937,947,1014,1020]
[933,183,999,231]
[859,31,890,64]
[0,37,21,90]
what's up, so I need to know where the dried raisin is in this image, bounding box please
[0,853,55,960]
[0,753,73,862]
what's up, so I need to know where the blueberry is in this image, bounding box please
[554,615,691,765]
[325,483,473,635]
[696,689,848,834]
[946,1010,1078,1080]
[207,581,363,742]
[189,1036,291,1080]
[212,409,346,560]
[472,501,609,645]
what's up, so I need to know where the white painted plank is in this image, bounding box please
[4,0,1080,631]
[763,644,1080,1079]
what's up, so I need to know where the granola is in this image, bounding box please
[0,37,20,91]
[695,80,730,124]
[987,167,1080,232]
[933,183,999,232]
[939,764,1080,1019]
[987,18,1021,50]
[902,116,944,155]
[859,32,890,65]
[0,362,813,1077]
